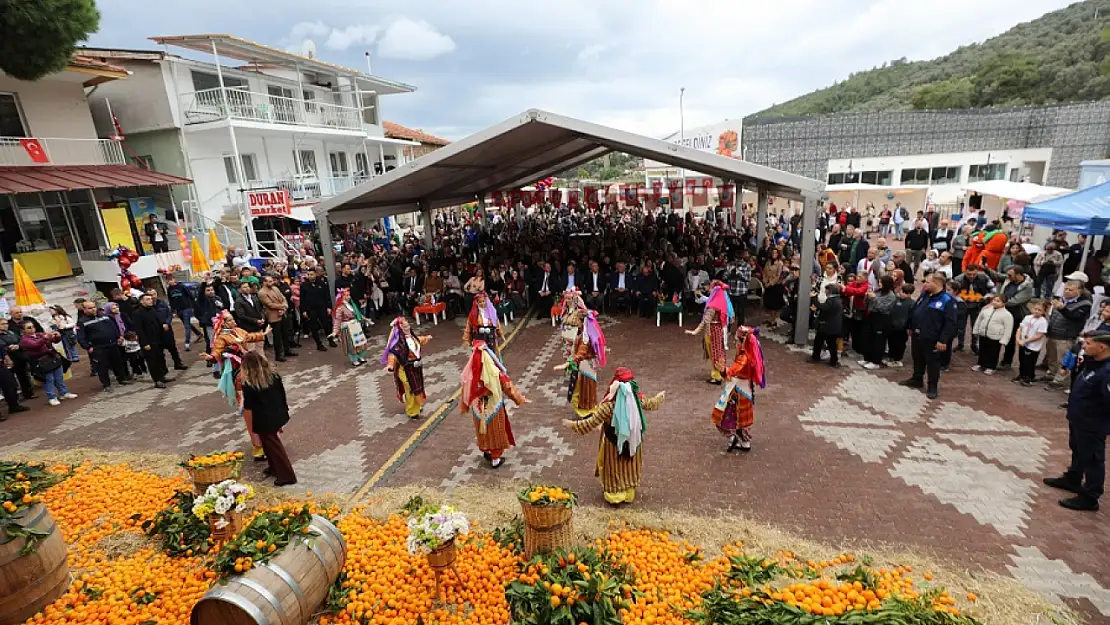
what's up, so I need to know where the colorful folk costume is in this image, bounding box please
[207,311,268,460]
[563,367,665,505]
[687,281,734,384]
[332,288,369,366]
[711,325,767,452]
[557,288,588,360]
[559,309,607,417]
[382,317,432,419]
[461,340,527,468]
[462,292,504,355]
[964,228,1007,270]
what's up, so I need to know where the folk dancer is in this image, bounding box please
[331,288,369,366]
[554,309,607,417]
[202,310,271,461]
[557,288,588,360]
[461,340,528,468]
[462,291,504,355]
[562,367,665,505]
[382,317,432,419]
[711,325,767,452]
[686,281,734,384]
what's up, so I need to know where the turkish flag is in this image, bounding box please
[584,186,598,208]
[685,179,697,196]
[549,189,562,205]
[718,184,735,208]
[568,189,581,208]
[669,182,684,209]
[702,178,714,194]
[20,139,50,164]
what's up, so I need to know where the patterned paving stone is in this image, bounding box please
[834,372,926,423]
[178,412,242,450]
[51,388,162,434]
[0,437,44,456]
[797,396,891,426]
[801,425,904,463]
[890,438,1035,537]
[928,403,1036,434]
[1008,546,1110,615]
[936,433,1048,474]
[289,440,368,495]
[157,382,218,405]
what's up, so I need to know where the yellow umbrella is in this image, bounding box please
[190,236,211,275]
[207,229,225,265]
[12,259,45,306]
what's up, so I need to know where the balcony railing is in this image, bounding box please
[180,87,364,132]
[265,173,365,202]
[0,136,126,167]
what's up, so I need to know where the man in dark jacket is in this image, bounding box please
[887,284,916,366]
[145,288,187,371]
[0,318,29,420]
[75,300,132,392]
[299,267,333,350]
[165,275,199,351]
[133,293,172,388]
[1045,282,1093,386]
[904,223,930,275]
[900,274,958,399]
[955,264,993,352]
[109,288,140,328]
[632,265,659,318]
[232,280,266,334]
[810,283,844,367]
[1043,331,1110,511]
[144,214,170,253]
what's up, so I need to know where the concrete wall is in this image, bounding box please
[743,102,1110,191]
[0,74,98,138]
[120,128,192,207]
[87,61,177,134]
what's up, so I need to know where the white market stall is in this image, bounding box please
[824,182,929,214]
[962,180,1072,224]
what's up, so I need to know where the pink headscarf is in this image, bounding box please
[582,310,607,368]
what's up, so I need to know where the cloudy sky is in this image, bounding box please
[90,0,1076,140]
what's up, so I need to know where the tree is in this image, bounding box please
[911,77,975,110]
[0,0,100,81]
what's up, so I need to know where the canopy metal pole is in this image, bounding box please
[320,215,337,299]
[794,192,820,345]
[756,188,769,246]
[420,199,433,250]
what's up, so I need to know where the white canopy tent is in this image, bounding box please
[314,109,825,343]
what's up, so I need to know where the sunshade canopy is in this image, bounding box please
[0,165,191,194]
[315,109,824,224]
[1022,181,1110,235]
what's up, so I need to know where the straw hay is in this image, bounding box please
[350,484,1079,625]
[3,448,186,478]
[92,530,154,561]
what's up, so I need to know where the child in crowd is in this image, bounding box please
[51,305,79,363]
[971,295,1014,375]
[1015,300,1049,386]
[920,249,940,278]
[121,330,146,377]
[885,283,915,368]
[240,351,297,487]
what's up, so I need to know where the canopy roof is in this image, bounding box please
[315,109,823,224]
[963,180,1072,204]
[1022,181,1110,235]
[150,34,416,95]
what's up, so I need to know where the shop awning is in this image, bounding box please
[0,165,192,194]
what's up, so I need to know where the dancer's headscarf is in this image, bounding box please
[603,367,645,456]
[460,340,508,429]
[211,310,240,409]
[735,325,766,389]
[705,280,734,325]
[333,288,364,322]
[582,309,607,368]
[468,291,499,328]
[380,317,406,365]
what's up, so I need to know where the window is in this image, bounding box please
[860,170,893,185]
[223,154,259,185]
[134,154,155,170]
[900,168,931,184]
[302,90,317,113]
[930,166,960,185]
[190,71,247,92]
[296,149,317,175]
[329,151,349,175]
[354,152,369,177]
[0,93,28,137]
[968,163,1007,183]
[827,172,845,185]
[267,85,297,123]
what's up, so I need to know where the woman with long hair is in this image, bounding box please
[762,248,787,328]
[203,310,271,460]
[240,351,297,486]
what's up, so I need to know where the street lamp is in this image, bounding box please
[679,87,686,213]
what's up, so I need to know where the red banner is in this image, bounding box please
[247,189,291,217]
[20,139,49,164]
[685,179,697,196]
[584,186,598,208]
[669,182,684,209]
[651,181,663,199]
[636,183,647,198]
[548,189,561,205]
[568,189,581,208]
[489,191,504,207]
[509,189,522,206]
[532,189,545,206]
[701,178,714,194]
[718,184,735,208]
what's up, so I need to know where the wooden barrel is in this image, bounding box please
[191,515,346,625]
[0,503,71,625]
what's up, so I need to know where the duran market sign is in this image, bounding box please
[247,189,291,217]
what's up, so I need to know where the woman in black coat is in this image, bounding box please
[240,351,297,486]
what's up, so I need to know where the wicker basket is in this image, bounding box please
[207,511,245,543]
[188,462,241,494]
[520,501,574,558]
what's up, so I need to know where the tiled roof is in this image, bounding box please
[383,121,450,146]
[69,54,128,75]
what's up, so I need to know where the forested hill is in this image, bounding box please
[751,0,1110,118]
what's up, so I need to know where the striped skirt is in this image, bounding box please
[595,435,642,494]
[475,409,515,452]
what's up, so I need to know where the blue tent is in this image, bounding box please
[1022,181,1110,235]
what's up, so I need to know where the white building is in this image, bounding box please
[82,35,420,251]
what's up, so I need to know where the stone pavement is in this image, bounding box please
[1,310,1108,621]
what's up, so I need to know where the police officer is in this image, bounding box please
[1043,331,1110,512]
[899,273,957,399]
[75,300,132,392]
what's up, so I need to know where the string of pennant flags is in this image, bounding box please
[486,179,737,209]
